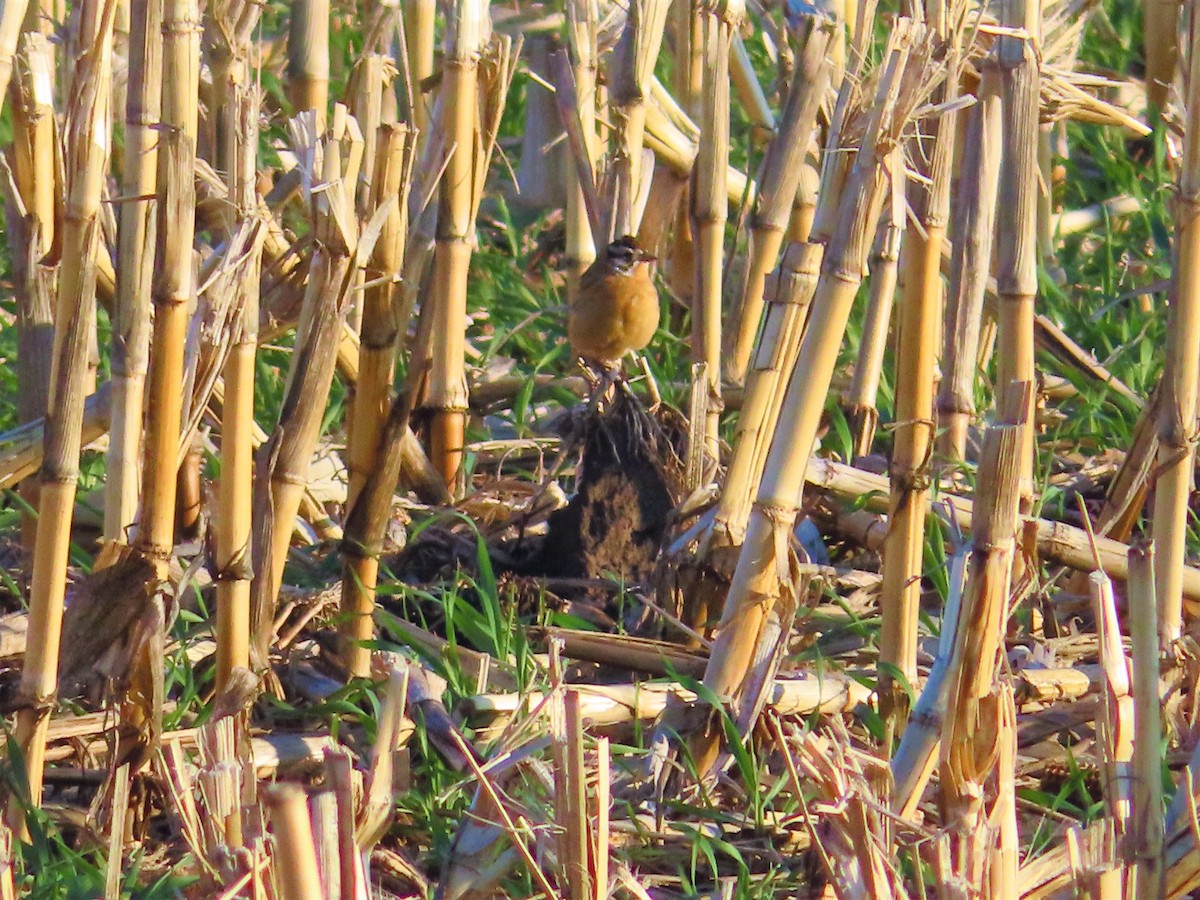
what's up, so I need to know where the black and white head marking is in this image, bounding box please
[607,236,651,275]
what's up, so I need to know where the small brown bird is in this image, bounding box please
[568,236,660,370]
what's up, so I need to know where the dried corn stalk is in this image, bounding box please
[8,33,58,551]
[564,0,600,299]
[1153,18,1200,648]
[251,109,362,664]
[726,15,832,383]
[425,0,491,486]
[786,723,907,899]
[652,21,942,781]
[689,0,742,458]
[993,7,1040,526]
[878,9,963,727]
[208,0,263,690]
[939,385,1029,891]
[12,0,115,818]
[605,0,671,237]
[935,68,1002,462]
[288,0,329,125]
[844,175,902,457]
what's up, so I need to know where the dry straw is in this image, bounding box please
[1153,19,1200,648]
[936,67,1002,462]
[563,0,600,299]
[689,0,742,458]
[994,4,1041,527]
[655,20,941,779]
[844,172,902,457]
[137,0,200,572]
[340,124,415,678]
[288,0,329,126]
[12,0,116,822]
[251,108,362,663]
[425,0,491,487]
[208,0,265,691]
[0,0,1195,893]
[606,0,671,238]
[938,384,1029,892]
[9,33,57,552]
[877,7,962,727]
[726,16,833,384]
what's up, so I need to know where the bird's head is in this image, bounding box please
[606,236,655,275]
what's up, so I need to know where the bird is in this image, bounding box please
[568,236,660,374]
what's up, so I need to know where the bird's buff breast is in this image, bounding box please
[569,277,660,362]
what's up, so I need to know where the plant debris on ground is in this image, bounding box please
[0,0,1196,897]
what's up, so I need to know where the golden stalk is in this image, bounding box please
[174,441,203,540]
[264,786,324,900]
[323,749,357,897]
[935,67,1002,462]
[647,79,701,172]
[635,165,687,256]
[730,32,773,137]
[515,34,567,214]
[1144,0,1179,111]
[358,666,409,848]
[251,109,361,664]
[471,38,519,259]
[7,36,55,261]
[786,149,821,247]
[988,685,1019,897]
[844,165,902,458]
[103,764,131,898]
[1089,567,1134,827]
[564,0,599,300]
[210,0,264,691]
[668,25,928,777]
[938,384,1029,891]
[1152,24,1200,648]
[664,0,697,322]
[403,0,436,133]
[346,125,413,511]
[0,0,32,118]
[690,0,742,459]
[889,546,968,817]
[808,51,859,244]
[11,0,115,820]
[994,11,1040,525]
[137,0,200,569]
[1088,564,1133,898]
[9,34,58,551]
[593,736,610,899]
[562,691,591,900]
[606,0,671,237]
[288,0,329,126]
[1127,541,1165,895]
[878,27,960,727]
[348,52,388,236]
[549,678,571,883]
[308,793,340,896]
[726,18,833,384]
[426,0,490,487]
[671,0,701,118]
[710,242,821,550]
[340,126,417,679]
